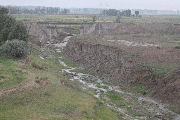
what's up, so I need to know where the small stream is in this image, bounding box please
[51,36,180,120]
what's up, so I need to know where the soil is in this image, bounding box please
[154,67,180,106]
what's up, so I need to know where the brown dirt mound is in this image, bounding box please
[154,67,180,105]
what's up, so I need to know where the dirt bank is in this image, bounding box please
[25,22,74,46]
[64,39,180,109]
[154,67,180,108]
[64,40,154,86]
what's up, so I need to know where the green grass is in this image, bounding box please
[107,91,130,107]
[133,85,147,94]
[13,14,94,24]
[61,57,79,68]
[150,64,176,78]
[29,49,67,71]
[12,14,180,25]
[0,46,121,120]
[82,101,120,120]
[175,46,180,49]
[169,105,180,114]
[0,84,95,120]
[70,68,88,74]
[0,56,26,90]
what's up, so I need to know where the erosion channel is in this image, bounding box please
[46,35,180,120]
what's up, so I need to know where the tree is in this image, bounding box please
[0,8,28,45]
[0,7,9,14]
[103,9,118,16]
[135,11,140,17]
[116,15,121,23]
[8,22,28,41]
[93,16,96,23]
[121,10,131,17]
[61,9,70,14]
[0,15,16,43]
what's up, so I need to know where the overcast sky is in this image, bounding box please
[0,0,179,10]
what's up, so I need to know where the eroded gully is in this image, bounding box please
[46,36,180,120]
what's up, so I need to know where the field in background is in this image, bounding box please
[13,14,180,24]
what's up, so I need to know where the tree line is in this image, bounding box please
[3,6,70,15]
[102,9,140,17]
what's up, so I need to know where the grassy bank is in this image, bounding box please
[0,46,120,120]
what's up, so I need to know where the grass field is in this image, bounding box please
[13,14,180,24]
[13,14,94,23]
[0,46,120,120]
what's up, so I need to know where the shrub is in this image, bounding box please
[0,39,31,58]
[175,46,180,49]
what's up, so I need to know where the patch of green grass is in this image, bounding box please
[156,46,161,49]
[70,68,87,74]
[169,106,180,114]
[175,46,180,49]
[150,64,176,78]
[82,101,120,120]
[0,56,26,89]
[0,44,121,120]
[61,57,79,68]
[107,91,130,107]
[29,49,66,71]
[53,104,78,115]
[133,85,147,94]
[0,76,120,120]
[13,14,93,24]
[57,26,81,34]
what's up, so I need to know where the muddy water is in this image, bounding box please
[52,36,180,120]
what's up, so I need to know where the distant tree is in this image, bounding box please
[93,16,97,23]
[103,9,118,16]
[116,15,121,23]
[121,10,131,17]
[135,11,140,17]
[8,7,20,14]
[0,7,9,14]
[61,9,70,14]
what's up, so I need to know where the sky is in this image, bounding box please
[0,0,180,10]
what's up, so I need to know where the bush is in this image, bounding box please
[175,46,180,49]
[0,39,31,58]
